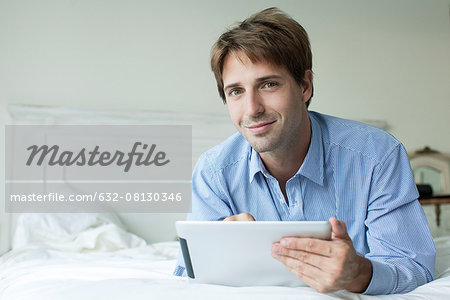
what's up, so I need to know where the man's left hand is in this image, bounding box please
[271,217,372,293]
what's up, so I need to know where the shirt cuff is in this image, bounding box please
[363,259,396,295]
[173,265,186,277]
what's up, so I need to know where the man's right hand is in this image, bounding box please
[223,213,255,221]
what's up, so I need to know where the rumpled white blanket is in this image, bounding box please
[11,213,147,252]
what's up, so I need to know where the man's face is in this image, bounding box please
[222,52,311,154]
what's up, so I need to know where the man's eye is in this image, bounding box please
[264,82,278,88]
[229,89,243,96]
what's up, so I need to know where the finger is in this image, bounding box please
[276,255,324,288]
[243,213,255,221]
[329,217,350,241]
[278,254,342,293]
[280,237,333,257]
[222,215,234,221]
[273,247,332,271]
[223,213,255,221]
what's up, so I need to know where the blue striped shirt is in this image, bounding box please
[174,111,435,295]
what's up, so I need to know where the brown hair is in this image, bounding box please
[211,7,313,106]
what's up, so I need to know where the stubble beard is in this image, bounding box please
[239,113,285,154]
[239,112,303,155]
[247,132,285,153]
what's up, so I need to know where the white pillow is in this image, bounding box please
[12,213,146,252]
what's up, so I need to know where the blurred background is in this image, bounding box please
[1,0,449,248]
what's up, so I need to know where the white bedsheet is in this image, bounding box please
[1,214,450,300]
[1,241,450,300]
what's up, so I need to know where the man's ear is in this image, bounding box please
[301,70,313,104]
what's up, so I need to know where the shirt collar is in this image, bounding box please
[297,113,324,186]
[249,147,269,182]
[248,112,324,186]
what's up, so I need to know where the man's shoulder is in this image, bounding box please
[198,132,251,171]
[311,111,400,164]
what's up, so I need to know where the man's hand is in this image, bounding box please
[223,213,255,221]
[271,217,372,293]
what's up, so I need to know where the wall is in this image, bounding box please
[1,0,450,248]
[0,0,449,151]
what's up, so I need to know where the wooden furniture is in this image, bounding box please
[419,196,450,227]
[410,147,450,195]
[410,147,450,227]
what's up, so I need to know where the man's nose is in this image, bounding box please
[245,90,264,117]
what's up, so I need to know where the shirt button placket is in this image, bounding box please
[290,176,304,220]
[269,177,289,219]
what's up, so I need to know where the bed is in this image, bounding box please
[1,213,449,300]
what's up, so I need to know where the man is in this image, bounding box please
[174,7,435,295]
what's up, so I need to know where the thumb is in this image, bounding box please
[329,217,350,241]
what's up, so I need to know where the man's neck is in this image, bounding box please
[260,115,311,184]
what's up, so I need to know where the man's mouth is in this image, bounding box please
[246,120,276,134]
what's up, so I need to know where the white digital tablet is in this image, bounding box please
[175,221,331,287]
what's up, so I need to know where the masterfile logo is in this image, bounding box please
[5,125,192,213]
[6,125,190,180]
[26,142,170,172]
